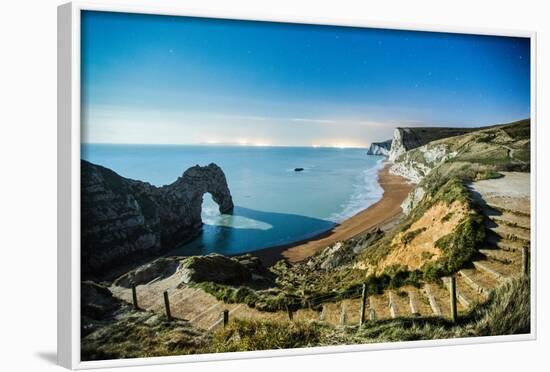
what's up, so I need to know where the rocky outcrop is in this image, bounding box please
[81,281,120,329]
[178,254,253,284]
[400,186,426,215]
[366,140,392,156]
[388,127,477,161]
[158,164,234,249]
[390,144,457,183]
[302,229,384,271]
[113,257,183,287]
[114,253,270,287]
[81,161,233,278]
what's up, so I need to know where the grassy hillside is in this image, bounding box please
[406,119,530,189]
[83,276,529,358]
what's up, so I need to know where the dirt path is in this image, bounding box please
[253,164,414,266]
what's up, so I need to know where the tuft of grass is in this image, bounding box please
[467,276,531,336]
[210,319,324,352]
[194,282,302,312]
[431,213,485,276]
[81,310,209,361]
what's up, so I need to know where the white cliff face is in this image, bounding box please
[390,144,457,214]
[366,140,392,156]
[388,128,406,162]
[390,144,456,183]
[387,126,477,215]
[400,186,426,215]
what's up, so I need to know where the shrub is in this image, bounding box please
[435,214,485,274]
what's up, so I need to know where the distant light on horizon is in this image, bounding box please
[81,11,530,147]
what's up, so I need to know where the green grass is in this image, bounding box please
[194,282,301,312]
[81,311,209,361]
[210,276,530,350]
[432,214,485,275]
[210,319,324,352]
[502,120,530,139]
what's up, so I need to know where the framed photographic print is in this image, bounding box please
[57,1,536,369]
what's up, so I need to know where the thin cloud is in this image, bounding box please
[290,118,338,124]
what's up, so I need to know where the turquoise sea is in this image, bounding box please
[82,144,384,256]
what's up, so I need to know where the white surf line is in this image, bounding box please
[407,290,418,315]
[424,284,442,316]
[206,304,244,331]
[387,291,397,319]
[473,261,505,281]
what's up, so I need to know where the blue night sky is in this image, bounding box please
[81,11,531,147]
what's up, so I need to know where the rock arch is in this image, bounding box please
[157,163,234,247]
[81,160,233,277]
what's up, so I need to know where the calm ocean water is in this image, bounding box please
[82,144,384,255]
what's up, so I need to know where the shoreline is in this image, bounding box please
[252,163,415,266]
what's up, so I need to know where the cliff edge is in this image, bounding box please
[388,127,478,161]
[366,140,392,156]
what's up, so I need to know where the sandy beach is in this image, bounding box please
[253,163,414,266]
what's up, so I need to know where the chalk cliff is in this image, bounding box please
[388,127,477,162]
[81,160,233,278]
[390,120,530,214]
[366,140,392,156]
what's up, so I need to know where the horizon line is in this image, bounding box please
[81,142,371,149]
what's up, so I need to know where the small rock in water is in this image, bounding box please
[294,167,304,172]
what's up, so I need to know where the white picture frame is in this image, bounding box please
[58,1,537,369]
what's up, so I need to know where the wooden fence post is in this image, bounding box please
[163,290,172,321]
[522,246,529,276]
[223,309,229,327]
[287,305,294,321]
[359,283,367,326]
[131,285,139,310]
[449,276,457,323]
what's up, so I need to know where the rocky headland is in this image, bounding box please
[366,139,392,156]
[113,253,272,288]
[81,160,233,278]
[388,126,478,161]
